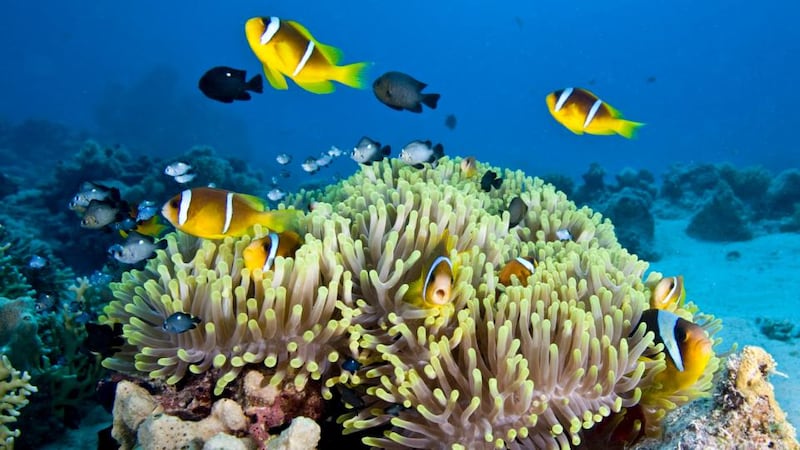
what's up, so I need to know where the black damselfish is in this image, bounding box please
[199,66,263,103]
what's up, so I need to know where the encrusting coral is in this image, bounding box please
[102,157,721,449]
[0,354,37,448]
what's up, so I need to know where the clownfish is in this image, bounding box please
[244,16,371,94]
[243,231,303,273]
[650,275,685,310]
[637,309,713,393]
[404,233,456,308]
[498,256,537,286]
[545,87,644,138]
[161,187,300,239]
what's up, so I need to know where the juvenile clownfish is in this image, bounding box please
[243,231,303,273]
[404,233,456,308]
[650,276,685,310]
[498,256,537,286]
[161,187,300,240]
[244,16,371,94]
[460,157,477,178]
[637,309,713,393]
[545,87,644,139]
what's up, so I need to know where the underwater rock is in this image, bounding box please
[686,183,753,241]
[766,168,800,218]
[603,187,658,260]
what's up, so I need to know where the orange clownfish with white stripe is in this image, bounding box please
[161,187,300,239]
[404,232,457,309]
[498,256,537,287]
[243,231,303,273]
[545,87,644,138]
[244,16,371,94]
[650,275,685,310]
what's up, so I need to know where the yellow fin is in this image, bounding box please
[333,61,371,90]
[236,193,266,212]
[263,64,288,90]
[614,119,645,139]
[257,209,301,233]
[296,79,336,94]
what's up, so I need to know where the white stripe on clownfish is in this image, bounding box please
[422,256,453,303]
[260,17,281,45]
[583,98,603,129]
[264,232,280,271]
[293,41,315,76]
[222,192,234,234]
[554,87,573,112]
[178,189,192,226]
[515,256,536,274]
[657,310,685,372]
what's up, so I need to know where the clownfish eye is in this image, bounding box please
[170,199,179,208]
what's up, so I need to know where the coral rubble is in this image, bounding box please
[636,346,799,450]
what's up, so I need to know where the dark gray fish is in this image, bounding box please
[351,136,391,165]
[480,170,503,192]
[162,312,201,334]
[444,114,457,130]
[399,140,444,168]
[81,200,120,229]
[109,232,164,264]
[199,66,263,103]
[508,197,528,228]
[373,71,440,113]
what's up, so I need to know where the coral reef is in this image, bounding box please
[572,164,658,260]
[0,355,38,448]
[686,183,753,241]
[636,346,799,449]
[101,157,720,449]
[756,317,800,342]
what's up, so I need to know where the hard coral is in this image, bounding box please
[104,157,720,449]
[0,355,38,448]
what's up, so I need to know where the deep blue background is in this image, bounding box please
[1,0,797,188]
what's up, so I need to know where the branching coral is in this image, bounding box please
[104,157,719,449]
[0,355,37,448]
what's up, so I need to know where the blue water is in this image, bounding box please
[2,1,799,448]
[1,0,797,184]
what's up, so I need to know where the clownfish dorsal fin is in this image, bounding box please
[236,193,266,212]
[286,20,343,63]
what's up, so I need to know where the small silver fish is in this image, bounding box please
[267,188,286,202]
[301,157,319,174]
[351,136,390,165]
[165,162,192,177]
[81,200,120,229]
[556,228,573,241]
[399,140,444,168]
[327,146,343,157]
[69,182,119,212]
[35,293,57,312]
[162,312,201,334]
[316,153,333,168]
[109,232,163,264]
[28,255,47,269]
[276,153,292,165]
[136,200,159,222]
[173,172,197,184]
